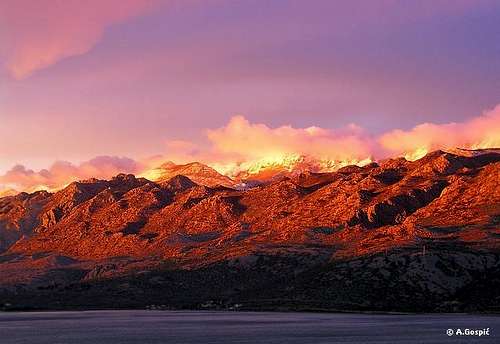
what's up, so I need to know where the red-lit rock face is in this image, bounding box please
[0,150,499,284]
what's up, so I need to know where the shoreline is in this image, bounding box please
[2,307,500,316]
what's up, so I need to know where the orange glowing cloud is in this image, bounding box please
[155,117,377,176]
[0,187,18,198]
[164,107,500,173]
[0,0,157,79]
[1,105,499,193]
[206,116,374,162]
[380,105,500,160]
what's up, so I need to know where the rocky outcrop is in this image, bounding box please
[0,149,499,311]
[152,162,236,188]
[0,191,51,251]
[1,149,497,260]
[350,180,449,228]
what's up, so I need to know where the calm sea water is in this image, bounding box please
[0,310,499,343]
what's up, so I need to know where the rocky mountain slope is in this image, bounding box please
[144,161,236,188]
[0,149,499,312]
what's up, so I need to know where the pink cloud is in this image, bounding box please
[0,156,140,192]
[379,105,500,159]
[166,107,500,172]
[0,0,157,79]
[1,105,499,193]
[206,115,374,162]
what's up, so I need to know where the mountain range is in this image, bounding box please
[0,148,499,312]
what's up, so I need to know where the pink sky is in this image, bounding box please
[1,0,499,190]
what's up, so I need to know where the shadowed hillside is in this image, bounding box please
[0,149,499,312]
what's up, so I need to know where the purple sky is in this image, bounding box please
[1,0,500,175]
